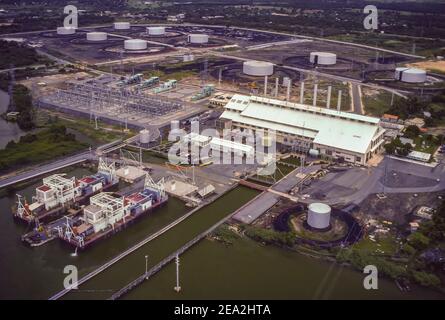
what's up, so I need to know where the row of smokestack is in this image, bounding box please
[263,76,342,111]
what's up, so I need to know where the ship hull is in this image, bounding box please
[60,197,168,249]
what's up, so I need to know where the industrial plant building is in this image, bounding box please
[219,94,385,165]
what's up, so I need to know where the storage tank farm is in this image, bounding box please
[243,61,274,76]
[57,27,76,35]
[394,67,427,83]
[114,22,131,30]
[147,26,166,36]
[124,39,148,51]
[307,203,331,230]
[86,32,107,41]
[310,52,337,65]
[139,129,150,144]
[188,34,209,44]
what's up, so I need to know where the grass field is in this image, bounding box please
[362,88,393,117]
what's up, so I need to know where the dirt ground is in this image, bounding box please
[356,191,445,226]
[407,60,445,74]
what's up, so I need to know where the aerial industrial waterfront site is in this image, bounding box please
[1,0,445,302]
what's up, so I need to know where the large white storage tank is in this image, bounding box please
[57,27,76,35]
[307,203,331,230]
[124,39,147,50]
[310,52,337,65]
[243,61,274,76]
[394,67,426,83]
[147,26,166,36]
[87,32,107,41]
[188,34,209,44]
[114,22,130,30]
[139,129,150,144]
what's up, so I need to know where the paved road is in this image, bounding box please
[0,64,46,74]
[351,83,363,114]
[0,151,95,189]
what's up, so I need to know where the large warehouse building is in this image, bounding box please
[219,94,385,165]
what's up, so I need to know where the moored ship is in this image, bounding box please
[58,174,167,249]
[14,158,119,223]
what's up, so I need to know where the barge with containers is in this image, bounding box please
[58,174,167,249]
[14,158,119,224]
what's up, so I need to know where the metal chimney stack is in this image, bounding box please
[313,83,318,107]
[337,90,342,112]
[326,86,332,109]
[264,75,268,96]
[299,81,304,104]
[286,79,291,101]
[274,77,279,97]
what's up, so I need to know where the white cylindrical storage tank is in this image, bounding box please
[243,61,274,77]
[310,52,337,65]
[87,32,107,41]
[171,120,180,131]
[139,129,150,144]
[188,34,209,44]
[57,27,76,35]
[309,149,320,157]
[307,203,331,230]
[395,67,426,83]
[114,22,130,30]
[124,39,147,50]
[147,26,165,36]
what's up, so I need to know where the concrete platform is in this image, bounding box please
[116,165,146,182]
[232,192,280,224]
[164,179,199,197]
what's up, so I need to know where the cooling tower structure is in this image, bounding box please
[147,26,166,36]
[139,129,150,144]
[124,39,147,51]
[114,22,131,30]
[57,27,76,35]
[394,67,427,83]
[86,32,107,41]
[188,34,209,44]
[243,61,274,77]
[310,52,337,66]
[307,203,331,230]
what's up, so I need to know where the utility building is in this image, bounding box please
[219,94,385,165]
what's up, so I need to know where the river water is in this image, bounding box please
[0,89,26,149]
[125,235,445,300]
[0,169,444,299]
[0,166,189,299]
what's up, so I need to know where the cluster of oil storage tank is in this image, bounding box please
[188,34,209,44]
[139,129,150,144]
[114,22,131,30]
[394,67,427,83]
[147,26,166,36]
[57,27,76,35]
[87,32,108,41]
[124,39,148,50]
[307,203,331,230]
[309,52,337,65]
[242,61,274,76]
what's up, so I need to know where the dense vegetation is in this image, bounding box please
[380,91,445,127]
[384,124,442,157]
[0,40,47,69]
[10,84,35,130]
[0,124,87,172]
[244,225,297,247]
[0,12,113,35]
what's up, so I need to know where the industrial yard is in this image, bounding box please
[1,5,445,303]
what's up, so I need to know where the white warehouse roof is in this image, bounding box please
[221,94,382,155]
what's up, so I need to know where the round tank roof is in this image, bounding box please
[308,203,331,214]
